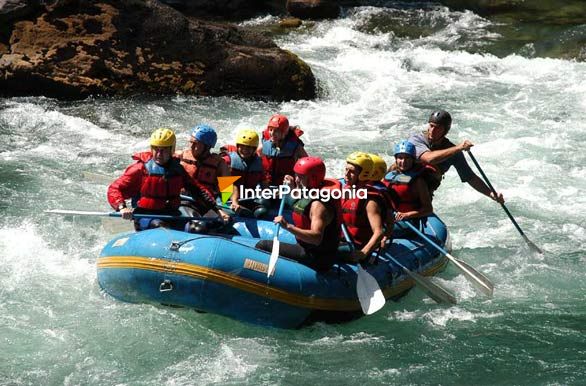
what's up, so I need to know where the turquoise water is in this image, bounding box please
[1,4,585,385]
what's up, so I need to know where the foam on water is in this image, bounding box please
[1,3,585,384]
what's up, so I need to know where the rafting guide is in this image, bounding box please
[238,182,368,201]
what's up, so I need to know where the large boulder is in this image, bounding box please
[286,0,340,20]
[157,0,284,20]
[0,0,316,100]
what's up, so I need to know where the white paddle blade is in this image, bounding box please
[356,266,385,315]
[447,254,494,297]
[267,236,279,277]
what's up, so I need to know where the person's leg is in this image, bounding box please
[256,240,306,260]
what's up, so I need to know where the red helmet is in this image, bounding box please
[294,157,326,189]
[267,114,290,136]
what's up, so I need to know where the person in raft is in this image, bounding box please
[365,153,395,248]
[340,152,384,262]
[107,128,217,231]
[408,110,504,203]
[177,124,230,198]
[384,140,433,221]
[223,128,268,218]
[256,157,340,272]
[176,124,231,221]
[259,114,308,187]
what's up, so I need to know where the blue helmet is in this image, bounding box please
[190,124,217,148]
[393,140,416,158]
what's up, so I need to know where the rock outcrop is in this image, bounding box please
[0,0,316,100]
[286,0,340,20]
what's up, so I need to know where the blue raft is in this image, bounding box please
[97,215,450,328]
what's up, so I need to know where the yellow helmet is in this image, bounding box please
[235,129,259,148]
[346,151,373,181]
[368,153,387,181]
[150,128,176,152]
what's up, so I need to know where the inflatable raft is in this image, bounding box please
[97,215,450,328]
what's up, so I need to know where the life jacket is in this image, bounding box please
[261,130,304,186]
[219,144,237,165]
[384,166,426,212]
[291,178,341,255]
[228,151,264,188]
[339,181,387,247]
[419,163,442,195]
[134,152,185,211]
[367,181,394,217]
[180,150,224,196]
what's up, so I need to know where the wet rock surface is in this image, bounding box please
[0,0,316,100]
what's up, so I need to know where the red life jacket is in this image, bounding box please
[135,152,185,211]
[260,130,304,186]
[340,183,385,247]
[367,181,394,217]
[180,150,224,196]
[291,178,341,255]
[385,166,427,212]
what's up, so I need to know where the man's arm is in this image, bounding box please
[420,140,474,165]
[467,174,505,203]
[107,163,142,210]
[359,200,384,257]
[282,201,331,245]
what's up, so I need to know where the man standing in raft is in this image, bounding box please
[107,128,216,231]
[256,157,340,272]
[260,114,308,186]
[408,110,505,203]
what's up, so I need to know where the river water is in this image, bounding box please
[1,4,585,385]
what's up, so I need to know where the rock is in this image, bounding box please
[286,0,340,20]
[279,17,302,28]
[158,0,281,20]
[0,0,42,23]
[0,0,316,101]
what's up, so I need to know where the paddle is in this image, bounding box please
[400,220,494,297]
[45,209,223,223]
[384,251,457,305]
[466,150,543,254]
[340,223,386,315]
[267,195,287,277]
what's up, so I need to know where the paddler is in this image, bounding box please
[256,157,340,272]
[259,114,308,186]
[107,128,217,231]
[408,110,504,203]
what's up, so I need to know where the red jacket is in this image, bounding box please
[107,152,215,212]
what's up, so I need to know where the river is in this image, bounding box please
[1,3,585,385]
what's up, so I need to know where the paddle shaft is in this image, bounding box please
[385,253,457,304]
[45,209,220,222]
[341,223,386,315]
[274,196,287,238]
[267,192,288,277]
[401,220,494,297]
[467,151,543,253]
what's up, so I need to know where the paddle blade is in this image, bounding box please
[356,265,385,315]
[403,267,457,305]
[523,235,544,254]
[267,236,279,277]
[448,254,494,297]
